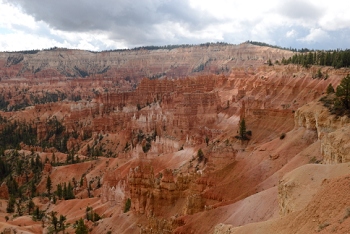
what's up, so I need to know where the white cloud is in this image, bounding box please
[0,32,69,51]
[0,0,349,50]
[298,28,329,42]
[286,29,297,38]
[0,1,38,30]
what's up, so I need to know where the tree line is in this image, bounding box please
[281,50,350,69]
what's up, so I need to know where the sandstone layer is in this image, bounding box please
[0,44,349,234]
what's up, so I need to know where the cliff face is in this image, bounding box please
[0,43,293,82]
[295,101,350,163]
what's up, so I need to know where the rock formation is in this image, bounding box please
[1,44,350,234]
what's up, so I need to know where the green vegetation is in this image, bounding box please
[6,195,15,213]
[321,74,350,116]
[268,59,273,66]
[75,218,88,234]
[193,60,210,72]
[281,50,350,69]
[0,89,84,111]
[124,198,131,213]
[30,91,67,106]
[336,74,350,109]
[197,148,205,163]
[32,206,45,221]
[55,182,75,200]
[46,176,52,196]
[132,130,156,153]
[85,206,101,222]
[0,115,87,154]
[326,83,335,94]
[205,136,209,146]
[0,150,43,202]
[235,118,252,141]
[74,66,89,78]
[247,41,294,51]
[239,118,247,139]
[280,133,286,140]
[99,42,231,53]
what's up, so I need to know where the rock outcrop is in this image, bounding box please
[294,101,350,163]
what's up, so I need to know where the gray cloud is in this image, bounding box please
[5,0,218,47]
[277,0,324,21]
[2,0,349,51]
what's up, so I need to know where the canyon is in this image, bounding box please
[0,42,349,233]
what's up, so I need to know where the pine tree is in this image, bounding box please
[75,218,88,234]
[239,118,247,140]
[124,198,131,213]
[52,153,56,165]
[205,136,209,146]
[63,183,67,199]
[46,176,52,196]
[6,196,15,213]
[50,211,58,233]
[197,149,204,163]
[59,214,67,233]
[336,74,350,109]
[16,200,22,216]
[56,183,63,199]
[28,198,35,215]
[327,83,335,94]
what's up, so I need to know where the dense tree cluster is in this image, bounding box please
[55,182,75,200]
[0,116,75,153]
[281,50,350,69]
[97,42,231,53]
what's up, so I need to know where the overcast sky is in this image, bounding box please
[0,0,349,51]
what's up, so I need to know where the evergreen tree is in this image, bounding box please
[75,218,88,234]
[124,198,131,213]
[197,149,204,163]
[336,74,350,109]
[33,206,43,221]
[46,176,52,196]
[327,83,335,94]
[63,183,67,199]
[67,182,75,199]
[239,118,247,140]
[58,214,67,233]
[28,198,35,215]
[6,196,15,213]
[16,200,22,216]
[56,183,63,199]
[52,153,56,165]
[50,211,58,233]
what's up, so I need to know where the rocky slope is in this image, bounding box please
[0,44,349,233]
[0,43,292,81]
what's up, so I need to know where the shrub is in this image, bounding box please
[339,207,350,223]
[246,130,252,136]
[124,198,131,213]
[318,222,330,232]
[280,133,286,140]
[197,149,204,163]
[326,83,335,94]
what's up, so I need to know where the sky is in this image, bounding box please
[0,0,350,51]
